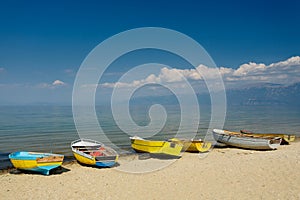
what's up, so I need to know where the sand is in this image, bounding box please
[1,141,300,200]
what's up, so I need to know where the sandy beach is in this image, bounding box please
[1,141,300,200]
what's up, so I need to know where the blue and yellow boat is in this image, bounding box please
[9,151,64,175]
[71,139,118,167]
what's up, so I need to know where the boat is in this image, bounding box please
[71,139,118,167]
[240,130,295,145]
[212,129,282,150]
[9,151,64,175]
[168,138,211,152]
[130,136,183,156]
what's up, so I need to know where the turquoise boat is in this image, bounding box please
[9,151,64,175]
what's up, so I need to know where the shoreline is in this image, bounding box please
[1,141,300,199]
[1,138,299,174]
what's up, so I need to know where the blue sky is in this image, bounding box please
[0,0,300,104]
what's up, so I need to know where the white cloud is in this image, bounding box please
[159,67,184,82]
[99,56,300,90]
[52,80,66,86]
[226,56,300,85]
[36,80,66,89]
[270,56,300,67]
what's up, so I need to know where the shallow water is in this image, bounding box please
[0,104,299,169]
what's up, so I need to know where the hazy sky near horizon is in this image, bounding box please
[0,0,300,104]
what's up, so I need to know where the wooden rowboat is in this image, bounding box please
[9,151,64,175]
[130,136,183,157]
[213,129,282,150]
[240,130,295,145]
[168,138,211,153]
[71,139,118,167]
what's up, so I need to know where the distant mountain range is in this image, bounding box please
[227,82,300,106]
[131,82,300,106]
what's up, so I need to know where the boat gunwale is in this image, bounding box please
[129,136,170,143]
[240,130,295,144]
[8,151,64,160]
[130,136,181,145]
[221,130,282,140]
[71,138,103,147]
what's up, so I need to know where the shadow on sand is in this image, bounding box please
[136,153,181,160]
[9,166,71,176]
[75,161,120,169]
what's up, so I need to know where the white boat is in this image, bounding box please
[212,129,282,150]
[71,139,118,167]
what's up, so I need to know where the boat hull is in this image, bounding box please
[9,152,64,175]
[72,151,118,167]
[130,136,183,156]
[213,129,282,150]
[169,138,211,152]
[71,139,118,167]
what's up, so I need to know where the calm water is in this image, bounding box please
[0,104,299,169]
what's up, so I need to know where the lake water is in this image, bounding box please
[0,104,299,169]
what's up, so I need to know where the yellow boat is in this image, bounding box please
[130,136,183,157]
[9,151,64,175]
[169,138,212,152]
[240,130,296,145]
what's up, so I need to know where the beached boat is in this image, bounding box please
[240,130,295,145]
[71,139,118,167]
[130,136,183,156]
[213,129,282,150]
[9,151,64,175]
[168,138,211,152]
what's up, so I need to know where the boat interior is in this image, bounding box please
[73,146,117,159]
